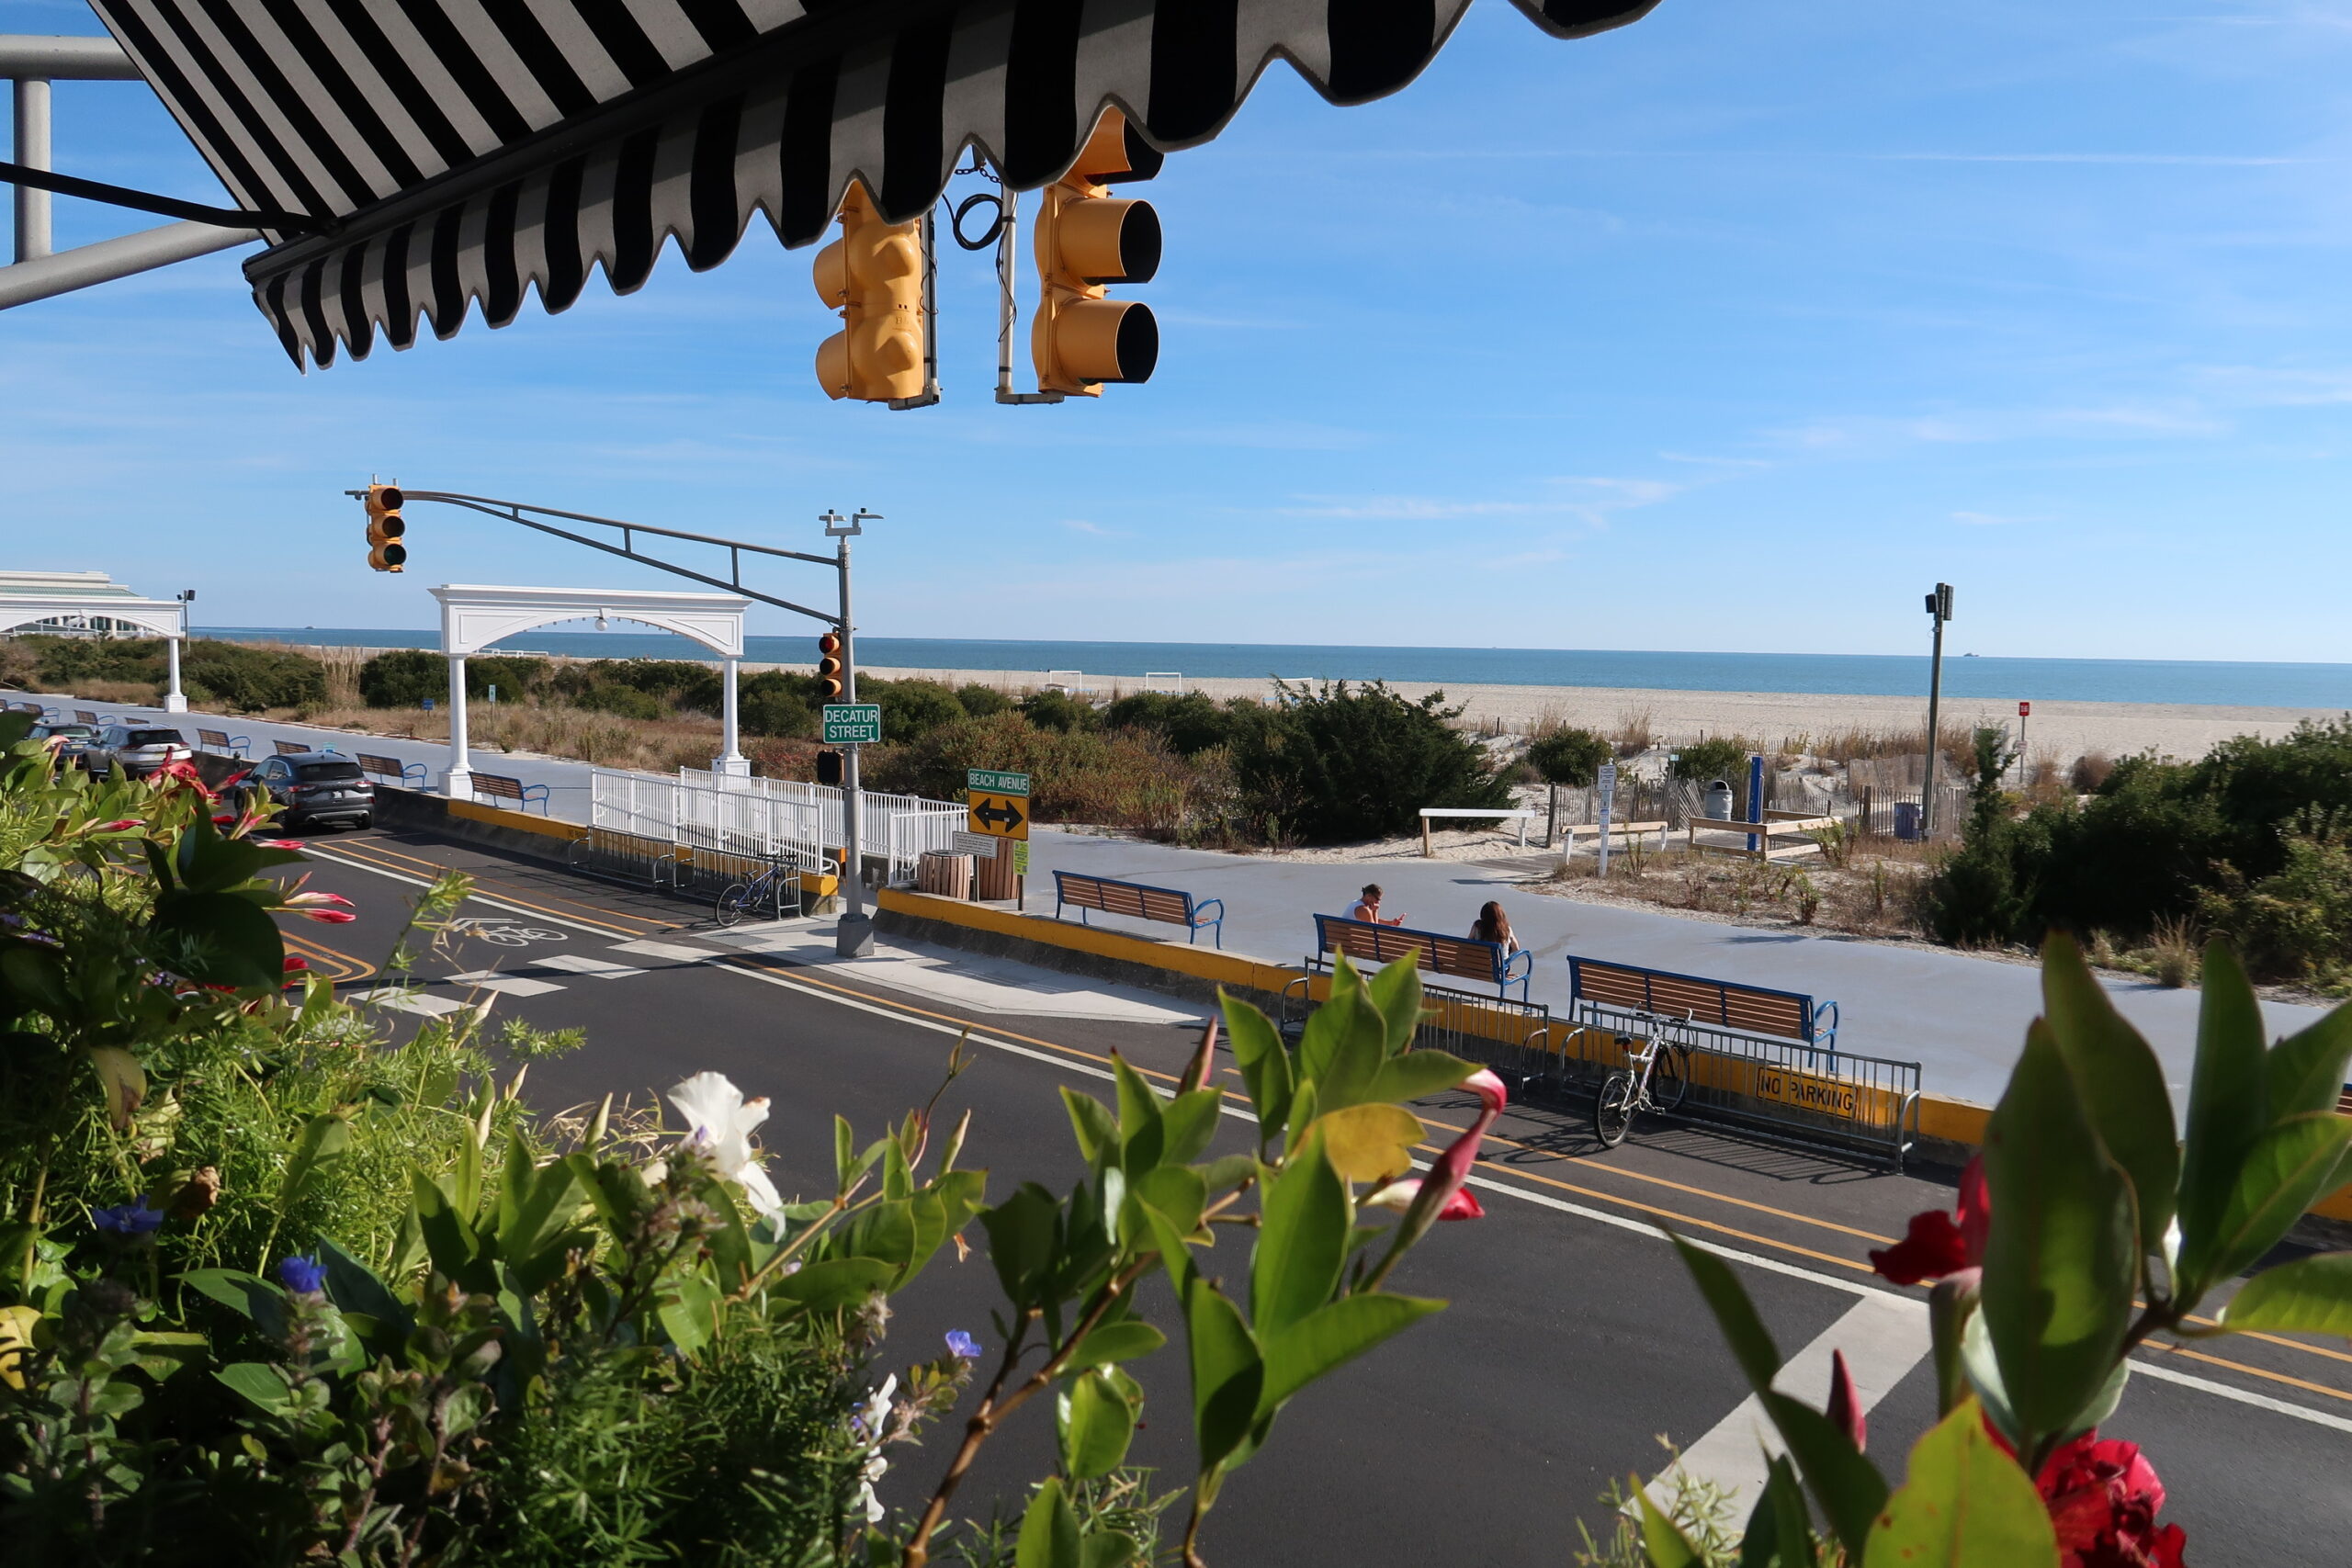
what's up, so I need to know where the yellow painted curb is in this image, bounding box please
[448,798,586,842]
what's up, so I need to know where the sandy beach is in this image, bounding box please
[846,664,2337,766]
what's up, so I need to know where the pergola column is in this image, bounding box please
[715,658,749,777]
[162,636,187,712]
[443,655,472,798]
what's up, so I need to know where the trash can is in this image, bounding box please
[1894,801,1923,841]
[1703,781,1736,822]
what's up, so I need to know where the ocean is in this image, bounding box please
[197,629,2352,710]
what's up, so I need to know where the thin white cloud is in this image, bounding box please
[1061,519,1125,536]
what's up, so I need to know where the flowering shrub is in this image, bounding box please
[1644,931,2352,1565]
[0,708,1490,1565]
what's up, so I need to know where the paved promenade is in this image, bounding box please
[28,687,2324,1107]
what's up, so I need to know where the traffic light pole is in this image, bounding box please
[1921,582,1953,838]
[827,511,875,958]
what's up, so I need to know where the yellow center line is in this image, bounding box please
[352,839,686,931]
[1419,1111,1902,1247]
[2137,1339,2352,1404]
[279,930,377,984]
[314,842,656,938]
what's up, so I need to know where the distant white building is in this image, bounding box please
[0,570,152,637]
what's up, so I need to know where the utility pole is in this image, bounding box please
[1921,583,1954,837]
[826,509,880,957]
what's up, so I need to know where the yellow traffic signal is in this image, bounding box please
[816,631,844,700]
[1032,108,1162,396]
[364,484,407,572]
[813,183,924,403]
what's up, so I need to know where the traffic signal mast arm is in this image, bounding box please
[343,488,845,628]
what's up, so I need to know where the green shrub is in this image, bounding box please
[551,658,721,714]
[1669,737,1748,786]
[1102,692,1249,757]
[1228,681,1510,845]
[1019,689,1099,733]
[571,681,665,720]
[358,647,442,706]
[955,682,1013,717]
[181,641,329,712]
[864,677,967,745]
[2196,818,2352,990]
[1524,727,1611,787]
[876,711,1238,839]
[741,671,819,738]
[468,654,549,701]
[17,633,166,688]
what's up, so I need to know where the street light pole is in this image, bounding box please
[1920,582,1954,838]
[827,508,880,957]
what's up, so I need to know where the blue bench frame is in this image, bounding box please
[1053,870,1225,946]
[471,773,552,814]
[1566,955,1838,1050]
[197,728,253,758]
[1313,913,1532,1000]
[357,753,430,788]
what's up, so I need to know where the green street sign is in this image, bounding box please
[823,704,883,745]
[967,768,1031,797]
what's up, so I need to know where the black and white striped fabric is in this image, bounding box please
[90,0,1657,368]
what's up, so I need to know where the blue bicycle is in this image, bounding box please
[714,861,797,926]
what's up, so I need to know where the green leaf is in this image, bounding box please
[1312,1103,1425,1184]
[1638,1487,1704,1568]
[2039,932,2179,1254]
[1364,1049,1476,1109]
[2265,1003,2352,1122]
[2178,940,2271,1289]
[1258,1292,1443,1415]
[1253,1128,1349,1342]
[657,1266,724,1354]
[1364,957,1425,1059]
[1080,1530,1143,1568]
[1182,1273,1263,1468]
[1112,1054,1163,1142]
[1220,993,1295,1140]
[2185,1113,2352,1301]
[834,1114,855,1192]
[1062,1320,1168,1371]
[150,890,285,989]
[1059,1367,1140,1479]
[1159,1089,1224,1168]
[1300,959,1388,1113]
[1980,1021,2135,1457]
[409,1171,489,1292]
[1127,1165,1208,1250]
[278,1114,352,1213]
[1015,1476,1081,1568]
[1860,1397,2058,1567]
[769,1256,895,1313]
[315,1236,411,1337]
[177,1269,288,1341]
[214,1361,292,1414]
[1739,1456,1818,1568]
[495,1149,582,1293]
[2220,1252,2352,1334]
[1062,1089,1120,1167]
[127,1331,206,1382]
[1198,1153,1259,1195]
[883,1131,913,1201]
[980,1185,1060,1310]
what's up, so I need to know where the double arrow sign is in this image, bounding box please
[970,796,1026,833]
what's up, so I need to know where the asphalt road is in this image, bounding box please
[270,826,2352,1565]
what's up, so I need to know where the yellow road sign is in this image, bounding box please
[967,793,1030,840]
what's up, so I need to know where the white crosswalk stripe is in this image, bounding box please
[606,940,719,964]
[446,971,568,998]
[532,953,646,978]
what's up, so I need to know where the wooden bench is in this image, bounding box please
[196,728,251,758]
[1054,871,1224,946]
[1314,913,1532,1000]
[73,709,105,725]
[1686,809,1840,863]
[273,739,316,756]
[1566,954,1838,1048]
[356,752,428,787]
[469,771,551,813]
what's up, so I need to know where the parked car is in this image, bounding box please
[79,724,194,779]
[28,721,98,768]
[232,750,374,831]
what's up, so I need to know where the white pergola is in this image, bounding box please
[0,590,189,711]
[432,583,752,798]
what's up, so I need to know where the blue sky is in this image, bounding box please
[6,0,2352,663]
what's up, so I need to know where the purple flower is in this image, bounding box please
[92,1198,164,1237]
[277,1254,326,1296]
[944,1329,981,1361]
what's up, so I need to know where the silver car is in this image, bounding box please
[82,724,195,779]
[28,721,98,767]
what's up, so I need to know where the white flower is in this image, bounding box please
[665,1070,783,1217]
[850,1373,897,1524]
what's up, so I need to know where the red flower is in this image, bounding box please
[1870,1156,1989,1285]
[282,955,309,972]
[1826,1348,1866,1451]
[150,760,218,801]
[2037,1433,2187,1568]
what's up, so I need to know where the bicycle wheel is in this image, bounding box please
[1593,1072,1636,1147]
[1652,1044,1691,1112]
[714,882,751,927]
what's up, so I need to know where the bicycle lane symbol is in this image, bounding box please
[448,917,569,949]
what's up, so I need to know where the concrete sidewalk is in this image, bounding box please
[1016,828,2326,1109]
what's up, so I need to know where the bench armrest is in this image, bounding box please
[1501,948,1533,983]
[1811,999,1839,1049]
[1191,897,1224,923]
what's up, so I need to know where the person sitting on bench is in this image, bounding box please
[1468,900,1521,956]
[1349,883,1405,926]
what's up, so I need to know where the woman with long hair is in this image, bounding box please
[1468,900,1519,955]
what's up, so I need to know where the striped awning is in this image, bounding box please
[90,0,1657,369]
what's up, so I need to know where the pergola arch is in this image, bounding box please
[0,592,190,711]
[430,584,752,796]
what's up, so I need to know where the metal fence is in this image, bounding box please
[585,767,964,886]
[1278,965,1920,1168]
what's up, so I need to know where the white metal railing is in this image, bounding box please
[589,767,966,883]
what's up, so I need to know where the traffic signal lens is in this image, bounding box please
[373,543,408,570]
[376,486,403,510]
[1050,197,1159,285]
[363,483,407,573]
[1036,299,1158,385]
